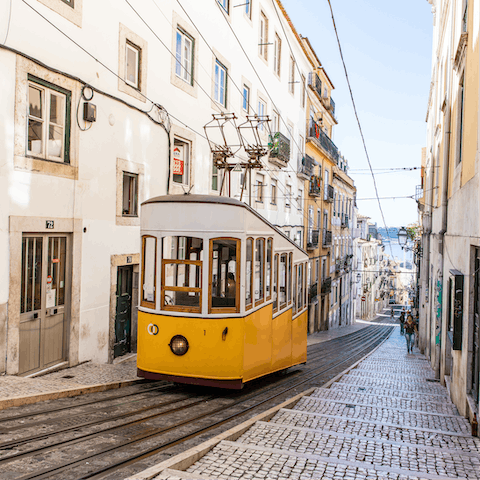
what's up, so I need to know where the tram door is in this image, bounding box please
[19,235,69,375]
[473,249,480,402]
[114,266,133,358]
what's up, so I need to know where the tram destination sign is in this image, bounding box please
[46,220,54,229]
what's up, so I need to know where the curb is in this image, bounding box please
[126,327,393,480]
[0,379,143,411]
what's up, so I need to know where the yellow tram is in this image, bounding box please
[137,195,309,389]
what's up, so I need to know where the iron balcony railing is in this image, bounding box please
[268,132,290,167]
[308,120,339,164]
[309,282,318,301]
[325,184,334,202]
[415,185,424,202]
[322,229,332,246]
[308,72,322,99]
[307,229,320,250]
[341,215,349,228]
[321,276,332,295]
[298,153,315,178]
[309,175,322,196]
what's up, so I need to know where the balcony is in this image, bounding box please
[309,282,318,301]
[308,120,339,164]
[325,184,334,202]
[298,153,315,179]
[309,175,322,197]
[322,229,332,247]
[341,215,349,228]
[307,229,320,250]
[268,132,290,168]
[321,276,332,295]
[308,72,322,99]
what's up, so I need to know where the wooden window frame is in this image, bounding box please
[161,258,202,314]
[273,253,279,314]
[208,237,241,314]
[266,238,273,301]
[254,238,266,307]
[141,235,157,309]
[288,252,292,305]
[125,40,141,90]
[280,253,288,310]
[175,27,195,86]
[246,237,254,311]
[304,262,308,308]
[293,264,298,315]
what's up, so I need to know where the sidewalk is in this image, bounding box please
[0,320,371,410]
[128,327,480,480]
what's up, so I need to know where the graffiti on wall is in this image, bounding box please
[435,279,442,345]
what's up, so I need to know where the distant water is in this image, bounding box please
[383,241,413,267]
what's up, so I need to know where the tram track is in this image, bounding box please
[0,321,393,480]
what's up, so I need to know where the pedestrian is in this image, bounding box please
[399,311,405,335]
[405,312,417,354]
[390,307,395,320]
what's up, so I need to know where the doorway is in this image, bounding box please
[19,235,70,375]
[114,265,133,358]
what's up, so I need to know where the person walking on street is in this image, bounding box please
[399,311,405,335]
[405,312,417,353]
[390,307,395,320]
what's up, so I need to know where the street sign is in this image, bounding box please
[361,296,366,302]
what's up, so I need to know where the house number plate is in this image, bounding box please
[46,220,54,229]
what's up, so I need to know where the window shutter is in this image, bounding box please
[450,270,464,350]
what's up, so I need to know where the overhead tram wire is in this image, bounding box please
[324,0,394,257]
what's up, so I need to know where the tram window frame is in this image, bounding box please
[141,235,157,309]
[266,238,273,301]
[279,253,287,310]
[293,264,298,314]
[304,262,308,308]
[161,236,203,314]
[254,238,265,307]
[297,263,304,311]
[273,253,279,313]
[288,252,292,305]
[246,237,254,311]
[209,237,241,314]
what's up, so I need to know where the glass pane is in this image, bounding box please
[211,239,238,308]
[175,32,182,77]
[143,237,156,303]
[298,264,304,310]
[255,239,264,302]
[163,236,203,260]
[279,254,287,307]
[29,85,43,118]
[21,237,42,314]
[164,263,201,288]
[288,253,292,303]
[48,237,66,308]
[184,37,191,82]
[273,255,278,311]
[49,93,65,126]
[48,124,63,158]
[246,239,253,306]
[126,44,139,86]
[28,119,43,154]
[266,239,272,298]
[164,290,200,308]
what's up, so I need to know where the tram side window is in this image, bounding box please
[141,236,157,308]
[255,238,265,306]
[288,252,292,305]
[273,253,278,312]
[266,238,272,300]
[246,238,253,310]
[279,253,287,309]
[297,263,304,312]
[210,238,240,312]
[304,262,308,307]
[293,264,297,314]
[162,236,203,313]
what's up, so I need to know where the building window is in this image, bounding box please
[289,56,295,94]
[175,29,194,85]
[245,0,251,18]
[172,138,190,185]
[125,41,141,89]
[258,98,266,130]
[61,0,74,7]
[212,164,219,191]
[272,110,280,133]
[259,12,268,60]
[256,175,264,202]
[297,189,302,211]
[218,0,229,13]
[214,59,227,106]
[27,77,71,163]
[242,84,250,113]
[458,73,465,164]
[271,180,277,205]
[122,172,138,216]
[286,184,291,208]
[301,74,306,107]
[274,33,281,76]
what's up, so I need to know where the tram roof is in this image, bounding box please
[142,194,307,255]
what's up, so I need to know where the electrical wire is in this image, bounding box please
[324,0,394,258]
[2,0,13,45]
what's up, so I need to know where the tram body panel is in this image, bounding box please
[271,308,293,371]
[137,311,245,380]
[292,311,308,365]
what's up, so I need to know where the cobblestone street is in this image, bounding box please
[135,327,480,480]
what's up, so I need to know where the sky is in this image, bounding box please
[281,0,433,230]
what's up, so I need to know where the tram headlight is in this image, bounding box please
[169,335,189,356]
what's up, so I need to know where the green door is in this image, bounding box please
[114,266,133,358]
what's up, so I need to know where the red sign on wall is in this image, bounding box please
[173,146,184,175]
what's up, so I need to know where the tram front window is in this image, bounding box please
[162,236,203,312]
[210,238,240,312]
